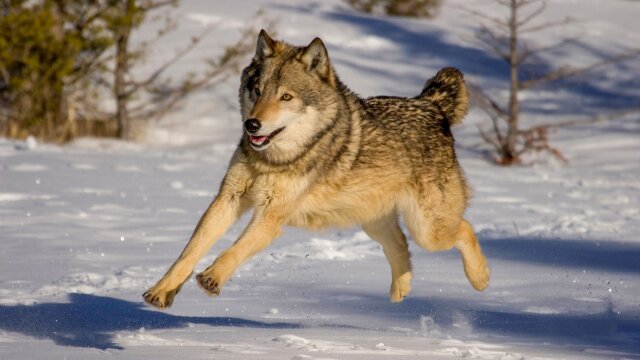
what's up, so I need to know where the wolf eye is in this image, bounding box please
[253,87,261,97]
[281,93,293,101]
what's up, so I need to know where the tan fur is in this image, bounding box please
[250,98,281,126]
[143,32,490,309]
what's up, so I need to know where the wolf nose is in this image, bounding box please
[244,119,261,134]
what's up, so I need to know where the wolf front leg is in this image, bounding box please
[196,206,286,297]
[143,194,248,308]
[143,152,252,309]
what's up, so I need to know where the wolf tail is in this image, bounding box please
[419,67,468,125]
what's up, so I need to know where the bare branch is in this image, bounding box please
[138,0,178,11]
[524,106,640,132]
[132,64,228,120]
[467,83,508,117]
[135,13,178,52]
[131,26,259,121]
[508,106,640,164]
[489,0,511,6]
[517,37,576,64]
[477,125,504,153]
[514,126,568,162]
[124,26,217,97]
[520,17,575,33]
[476,26,510,61]
[68,51,113,85]
[491,113,506,146]
[75,3,112,31]
[449,4,509,29]
[517,0,545,27]
[521,48,640,88]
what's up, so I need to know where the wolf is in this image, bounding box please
[143,30,490,309]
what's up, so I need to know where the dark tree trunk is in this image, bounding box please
[503,0,520,165]
[114,0,134,139]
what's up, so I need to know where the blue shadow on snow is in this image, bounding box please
[0,293,301,350]
[482,237,640,274]
[329,292,640,353]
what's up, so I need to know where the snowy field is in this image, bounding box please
[1,0,639,359]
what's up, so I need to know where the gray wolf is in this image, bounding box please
[143,30,490,308]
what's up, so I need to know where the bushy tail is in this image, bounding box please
[419,67,468,125]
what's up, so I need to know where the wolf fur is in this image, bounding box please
[143,30,490,308]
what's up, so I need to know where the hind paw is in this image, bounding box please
[390,272,412,303]
[466,264,490,291]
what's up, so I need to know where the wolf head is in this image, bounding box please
[239,30,342,162]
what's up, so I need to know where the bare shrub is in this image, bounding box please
[461,0,640,165]
[0,0,265,142]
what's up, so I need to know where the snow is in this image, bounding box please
[1,0,640,359]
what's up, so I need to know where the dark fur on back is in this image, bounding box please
[237,33,470,201]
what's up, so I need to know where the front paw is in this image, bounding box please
[143,286,178,309]
[196,272,222,296]
[142,277,188,309]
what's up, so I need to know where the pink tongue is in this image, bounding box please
[251,135,268,144]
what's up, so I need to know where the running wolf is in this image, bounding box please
[143,30,490,308]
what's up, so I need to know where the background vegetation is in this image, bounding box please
[1,0,637,165]
[0,0,255,142]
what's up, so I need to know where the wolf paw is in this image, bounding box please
[390,272,412,303]
[142,275,188,309]
[143,287,178,309]
[196,272,222,296]
[466,263,490,291]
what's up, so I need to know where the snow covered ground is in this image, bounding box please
[1,0,639,359]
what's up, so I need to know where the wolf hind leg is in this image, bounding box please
[455,219,490,291]
[401,189,460,252]
[362,214,412,303]
[401,186,490,291]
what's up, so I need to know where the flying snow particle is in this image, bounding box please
[374,342,388,351]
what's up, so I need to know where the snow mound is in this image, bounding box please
[37,266,161,297]
[273,334,311,346]
[438,346,529,360]
[272,334,363,353]
[9,163,48,172]
[0,193,57,202]
[273,231,383,261]
[186,13,244,29]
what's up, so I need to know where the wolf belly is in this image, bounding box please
[286,181,400,230]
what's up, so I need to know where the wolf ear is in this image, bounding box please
[299,37,330,78]
[256,29,276,59]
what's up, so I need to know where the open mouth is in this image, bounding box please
[248,127,285,149]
